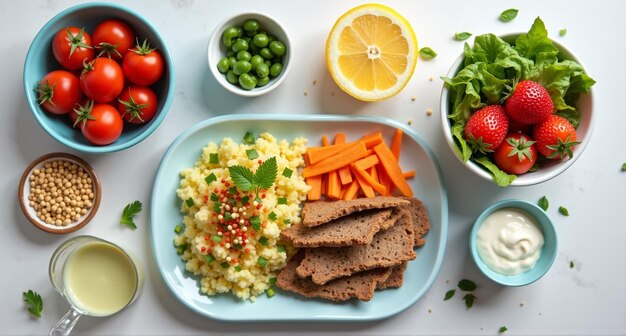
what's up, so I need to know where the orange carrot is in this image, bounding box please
[321,135,330,146]
[327,170,341,199]
[373,143,413,197]
[353,165,387,195]
[391,128,403,159]
[334,133,353,185]
[306,143,352,165]
[403,170,416,179]
[334,132,346,144]
[378,167,393,196]
[354,155,380,171]
[351,166,375,198]
[303,142,368,178]
[342,180,360,200]
[360,131,383,149]
[370,166,379,183]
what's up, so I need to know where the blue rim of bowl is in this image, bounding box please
[149,114,449,321]
[23,2,176,153]
[207,12,291,97]
[439,33,595,186]
[469,199,558,286]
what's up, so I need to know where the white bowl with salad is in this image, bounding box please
[440,18,595,187]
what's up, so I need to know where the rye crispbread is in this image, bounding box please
[277,251,392,302]
[377,261,408,289]
[296,207,416,285]
[401,197,431,247]
[301,196,410,227]
[280,209,394,247]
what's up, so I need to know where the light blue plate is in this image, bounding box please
[150,114,448,321]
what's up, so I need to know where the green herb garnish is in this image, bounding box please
[284,219,291,225]
[444,289,456,301]
[234,243,243,250]
[499,8,518,22]
[559,206,570,216]
[454,32,472,41]
[266,288,276,298]
[174,225,183,234]
[23,290,43,318]
[209,153,219,164]
[458,279,477,291]
[539,196,549,211]
[499,326,508,333]
[277,245,286,253]
[211,235,222,243]
[235,265,242,272]
[240,195,250,205]
[282,167,293,178]
[205,255,215,263]
[258,236,269,246]
[225,212,232,220]
[220,262,230,269]
[205,173,217,185]
[250,216,261,231]
[277,197,288,205]
[246,149,259,160]
[120,200,142,230]
[570,260,574,268]
[463,293,476,309]
[185,198,194,208]
[621,163,626,171]
[559,29,567,37]
[419,47,437,60]
[257,256,268,267]
[243,131,255,144]
[210,193,219,202]
[228,186,237,195]
[268,211,277,221]
[269,277,277,286]
[228,157,277,196]
[213,202,221,213]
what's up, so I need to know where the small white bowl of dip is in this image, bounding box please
[470,199,558,286]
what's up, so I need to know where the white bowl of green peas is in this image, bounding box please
[208,12,291,97]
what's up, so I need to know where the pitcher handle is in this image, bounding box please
[49,307,81,336]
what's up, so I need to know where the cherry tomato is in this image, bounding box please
[37,70,83,115]
[74,101,123,145]
[122,40,164,86]
[117,86,158,124]
[494,133,538,175]
[93,19,135,61]
[52,26,95,70]
[80,58,124,103]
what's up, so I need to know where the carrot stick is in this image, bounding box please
[302,142,368,178]
[306,176,323,200]
[334,133,353,185]
[321,135,330,147]
[306,143,352,165]
[378,167,393,196]
[373,143,413,197]
[353,165,387,195]
[334,132,346,144]
[342,180,360,200]
[327,170,341,199]
[351,167,375,198]
[391,128,403,160]
[354,155,380,171]
[370,166,379,183]
[360,131,383,149]
[403,170,416,179]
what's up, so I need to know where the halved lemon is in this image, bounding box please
[326,4,418,101]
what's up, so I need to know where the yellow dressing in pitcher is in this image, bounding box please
[63,242,137,316]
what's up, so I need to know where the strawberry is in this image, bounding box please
[533,115,580,159]
[505,80,554,125]
[464,105,509,154]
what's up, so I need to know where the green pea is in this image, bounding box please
[250,55,264,67]
[239,73,257,90]
[260,47,274,60]
[236,50,252,61]
[228,57,237,68]
[222,27,240,47]
[226,70,238,85]
[231,38,249,52]
[253,33,269,48]
[217,57,230,73]
[267,34,276,43]
[243,19,260,33]
[269,63,283,77]
[264,60,272,68]
[254,62,270,78]
[236,26,244,37]
[256,76,270,87]
[269,41,286,57]
[225,49,235,57]
[232,60,252,76]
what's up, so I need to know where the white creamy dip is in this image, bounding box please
[476,208,544,275]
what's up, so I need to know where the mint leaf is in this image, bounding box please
[246,149,259,160]
[463,293,476,309]
[499,326,508,333]
[559,206,570,216]
[458,279,477,291]
[499,8,518,22]
[444,289,455,301]
[539,196,549,211]
[419,47,437,60]
[255,157,277,190]
[454,32,472,41]
[228,165,256,191]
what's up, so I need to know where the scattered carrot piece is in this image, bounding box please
[351,166,375,198]
[373,142,413,197]
[353,165,387,195]
[391,128,403,159]
[302,142,368,178]
[370,166,379,183]
[403,170,416,179]
[334,133,346,144]
[321,135,330,147]
[354,155,380,171]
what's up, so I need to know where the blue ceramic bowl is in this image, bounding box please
[469,199,558,286]
[23,2,175,153]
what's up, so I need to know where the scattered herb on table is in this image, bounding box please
[621,163,626,171]
[23,290,43,318]
[499,326,508,333]
[419,47,437,60]
[559,206,570,216]
[458,279,477,291]
[538,196,549,211]
[463,293,476,309]
[120,200,142,230]
[499,8,519,22]
[559,29,567,36]
[570,260,575,268]
[444,289,456,300]
[454,32,472,41]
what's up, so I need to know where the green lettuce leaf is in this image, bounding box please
[474,156,517,187]
[451,123,473,162]
[514,18,559,63]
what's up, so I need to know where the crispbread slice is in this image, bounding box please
[281,209,393,247]
[402,197,431,247]
[301,196,410,227]
[277,252,392,302]
[377,261,408,289]
[296,208,416,285]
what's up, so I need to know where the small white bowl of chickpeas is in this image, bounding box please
[18,153,101,234]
